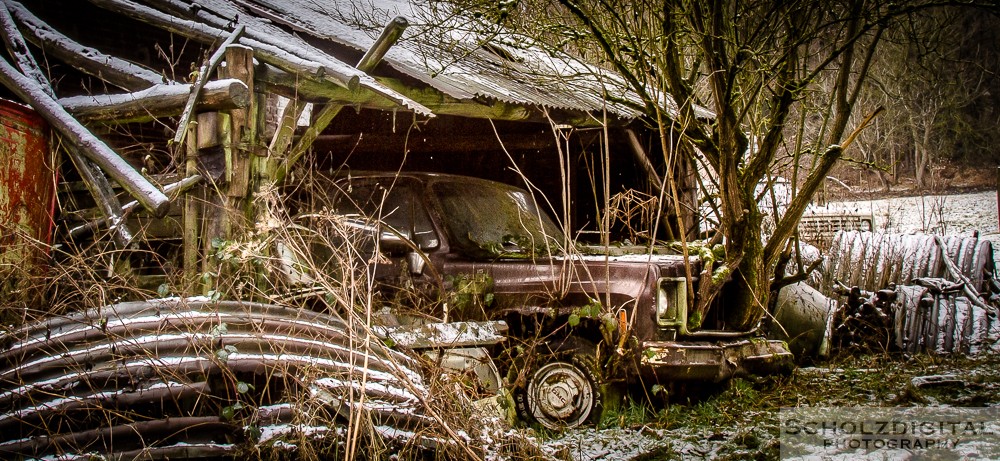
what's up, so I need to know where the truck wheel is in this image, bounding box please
[513,342,603,430]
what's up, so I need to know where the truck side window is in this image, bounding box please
[337,180,439,251]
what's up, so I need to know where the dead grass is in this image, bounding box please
[0,170,544,460]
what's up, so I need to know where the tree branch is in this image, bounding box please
[764,107,884,264]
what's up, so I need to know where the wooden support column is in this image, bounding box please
[183,123,201,289]
[219,44,255,198]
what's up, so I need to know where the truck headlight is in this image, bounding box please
[656,277,688,327]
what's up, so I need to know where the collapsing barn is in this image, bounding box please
[0,0,702,294]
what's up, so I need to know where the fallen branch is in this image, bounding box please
[69,174,203,238]
[933,235,997,314]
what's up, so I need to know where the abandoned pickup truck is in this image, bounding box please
[323,172,792,429]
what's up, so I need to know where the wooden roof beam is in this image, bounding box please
[59,78,250,124]
[257,67,611,128]
[86,0,357,90]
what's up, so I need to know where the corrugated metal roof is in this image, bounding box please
[239,0,650,118]
[125,0,710,121]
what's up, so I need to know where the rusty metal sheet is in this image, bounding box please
[0,98,52,265]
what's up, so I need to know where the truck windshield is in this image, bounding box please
[431,180,564,258]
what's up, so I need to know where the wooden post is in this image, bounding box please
[219,44,255,198]
[183,122,201,289]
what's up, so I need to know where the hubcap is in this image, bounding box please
[526,361,594,429]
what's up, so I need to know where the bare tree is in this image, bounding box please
[491,0,885,330]
[859,7,999,188]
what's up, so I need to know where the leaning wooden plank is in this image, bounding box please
[5,0,162,91]
[172,24,243,146]
[279,16,411,184]
[65,148,135,247]
[86,0,358,90]
[0,58,170,217]
[59,79,249,124]
[267,96,306,159]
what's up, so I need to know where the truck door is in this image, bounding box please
[334,177,443,311]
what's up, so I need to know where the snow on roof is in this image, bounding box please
[132,0,708,121]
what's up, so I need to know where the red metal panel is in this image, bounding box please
[0,98,53,271]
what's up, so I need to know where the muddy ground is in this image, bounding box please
[532,191,1000,460]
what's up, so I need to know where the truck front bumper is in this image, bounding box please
[641,338,793,382]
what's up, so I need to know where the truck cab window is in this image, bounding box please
[336,180,439,251]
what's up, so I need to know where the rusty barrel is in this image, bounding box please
[0,98,53,305]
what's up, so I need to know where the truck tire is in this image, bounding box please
[512,339,603,430]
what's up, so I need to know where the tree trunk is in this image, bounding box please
[722,204,767,330]
[913,123,932,187]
